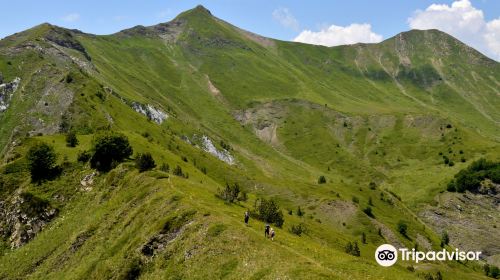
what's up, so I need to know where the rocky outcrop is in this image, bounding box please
[201,135,234,165]
[0,77,21,112]
[132,102,168,124]
[0,193,57,248]
[45,26,91,60]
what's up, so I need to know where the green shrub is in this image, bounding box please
[441,231,449,247]
[65,131,78,147]
[297,206,305,217]
[173,165,183,177]
[217,183,240,203]
[135,153,156,172]
[363,206,374,218]
[446,158,500,193]
[345,241,360,256]
[397,220,408,237]
[77,150,91,163]
[160,163,170,172]
[253,197,284,227]
[318,175,327,184]
[90,132,133,172]
[290,223,307,236]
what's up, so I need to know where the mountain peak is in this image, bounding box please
[194,4,211,14]
[175,4,213,20]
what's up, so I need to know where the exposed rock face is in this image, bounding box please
[80,172,97,191]
[0,193,58,248]
[201,135,234,165]
[0,77,21,112]
[181,134,235,165]
[45,26,91,60]
[419,191,500,266]
[132,102,168,124]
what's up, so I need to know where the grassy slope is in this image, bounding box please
[0,5,498,279]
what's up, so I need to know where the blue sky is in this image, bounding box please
[1,0,499,60]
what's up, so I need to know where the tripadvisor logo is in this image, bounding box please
[375,244,481,267]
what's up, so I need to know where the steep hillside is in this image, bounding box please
[0,5,498,280]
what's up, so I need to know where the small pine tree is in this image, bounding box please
[361,232,366,244]
[397,220,408,237]
[297,206,304,217]
[65,131,79,147]
[135,153,156,172]
[345,241,360,256]
[160,163,170,172]
[363,206,374,218]
[173,165,183,177]
[441,231,449,247]
[318,175,327,184]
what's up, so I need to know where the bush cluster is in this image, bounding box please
[135,153,156,172]
[253,197,284,227]
[345,241,360,256]
[447,158,499,192]
[290,223,307,236]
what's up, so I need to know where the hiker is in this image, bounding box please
[265,224,270,238]
[244,211,249,225]
[270,227,275,241]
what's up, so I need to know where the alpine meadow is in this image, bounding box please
[0,4,499,280]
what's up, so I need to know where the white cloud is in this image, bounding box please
[61,13,80,22]
[293,23,383,46]
[272,7,299,31]
[408,0,500,60]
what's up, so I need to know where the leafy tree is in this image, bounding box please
[90,132,133,172]
[65,131,79,147]
[135,153,156,172]
[397,220,408,237]
[318,175,327,184]
[26,143,57,183]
